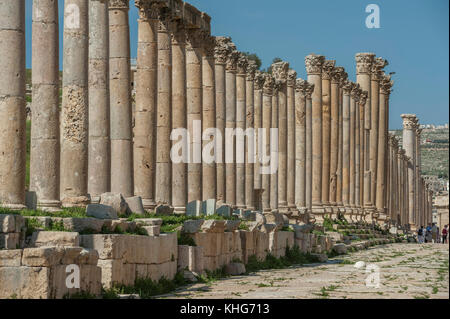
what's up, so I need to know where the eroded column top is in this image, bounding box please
[355,52,375,75]
[237,52,249,75]
[272,61,289,85]
[321,60,336,80]
[262,73,275,96]
[401,114,417,129]
[305,54,325,75]
[246,61,258,81]
[287,69,297,87]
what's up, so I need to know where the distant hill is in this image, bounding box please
[391,127,449,179]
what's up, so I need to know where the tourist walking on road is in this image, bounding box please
[417,226,425,244]
[432,223,438,243]
[442,225,448,244]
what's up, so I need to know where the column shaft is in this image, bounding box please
[286,70,297,211]
[60,0,89,207]
[31,0,60,210]
[295,79,307,210]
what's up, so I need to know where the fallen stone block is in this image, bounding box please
[155,204,174,216]
[201,220,226,233]
[125,196,146,215]
[201,199,216,216]
[216,205,232,217]
[22,247,64,267]
[225,220,241,232]
[332,243,347,255]
[86,203,118,220]
[63,217,106,233]
[100,192,129,216]
[0,232,20,249]
[0,249,22,267]
[0,266,51,299]
[134,218,163,226]
[186,200,202,217]
[225,262,246,275]
[0,214,15,233]
[142,225,160,236]
[31,231,80,247]
[263,212,284,230]
[182,219,204,234]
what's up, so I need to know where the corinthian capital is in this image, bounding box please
[342,80,354,94]
[359,90,368,105]
[380,74,394,95]
[305,54,325,75]
[226,50,240,72]
[254,71,265,90]
[401,114,417,130]
[202,34,216,57]
[371,57,389,80]
[135,0,156,19]
[295,78,307,97]
[246,60,258,81]
[272,61,290,84]
[185,28,204,50]
[351,83,361,100]
[321,60,336,80]
[214,36,232,64]
[110,0,129,9]
[355,52,375,75]
[330,66,343,84]
[237,53,249,75]
[262,73,275,95]
[304,82,315,99]
[339,71,348,87]
[287,69,297,87]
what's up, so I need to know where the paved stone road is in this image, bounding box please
[159,243,449,299]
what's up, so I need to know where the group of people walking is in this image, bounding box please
[417,223,448,244]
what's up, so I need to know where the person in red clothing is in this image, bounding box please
[442,225,448,244]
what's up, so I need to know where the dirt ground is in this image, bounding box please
[159,243,449,299]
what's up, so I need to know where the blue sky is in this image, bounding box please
[24,0,449,129]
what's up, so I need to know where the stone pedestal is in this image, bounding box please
[30,0,61,211]
[60,0,90,208]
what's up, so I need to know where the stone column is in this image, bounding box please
[0,0,26,209]
[109,0,133,197]
[214,37,232,204]
[397,147,404,225]
[321,60,335,213]
[403,153,410,228]
[202,34,216,201]
[30,0,60,210]
[355,53,375,214]
[342,81,353,212]
[354,87,362,216]
[358,91,368,213]
[295,79,307,211]
[272,62,289,212]
[261,74,274,212]
[235,53,248,209]
[402,114,417,228]
[415,126,422,227]
[186,27,202,203]
[60,0,89,207]
[336,73,348,212]
[369,57,388,214]
[225,49,239,207]
[270,80,280,211]
[170,18,186,212]
[287,69,297,212]
[245,62,257,210]
[305,82,315,212]
[349,83,359,217]
[376,74,393,219]
[305,54,325,221]
[253,71,265,202]
[329,67,344,212]
[134,0,157,210]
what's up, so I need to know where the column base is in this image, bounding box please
[142,199,157,211]
[0,203,27,211]
[61,195,91,208]
[37,200,62,212]
[311,206,325,224]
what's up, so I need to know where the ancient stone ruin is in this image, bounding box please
[0,0,433,298]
